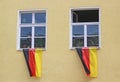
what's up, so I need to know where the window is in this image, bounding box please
[70,8,100,48]
[17,10,46,50]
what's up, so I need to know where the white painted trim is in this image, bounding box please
[69,9,73,49]
[20,23,46,27]
[98,8,101,49]
[84,25,87,47]
[69,7,101,49]
[19,9,46,13]
[31,26,34,48]
[72,22,99,25]
[17,9,47,51]
[45,10,48,50]
[71,7,99,11]
[16,11,20,50]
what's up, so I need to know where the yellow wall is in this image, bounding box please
[0,0,120,82]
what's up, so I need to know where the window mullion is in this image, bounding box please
[84,25,87,47]
[32,13,35,48]
[32,12,35,24]
[31,26,34,48]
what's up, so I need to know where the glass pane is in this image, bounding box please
[35,27,45,36]
[21,13,32,23]
[20,38,31,48]
[72,25,84,36]
[72,37,84,47]
[87,25,99,35]
[87,36,99,46]
[72,10,99,23]
[35,13,46,23]
[34,38,45,48]
[21,27,32,37]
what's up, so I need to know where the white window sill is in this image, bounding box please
[17,48,46,51]
[70,46,100,50]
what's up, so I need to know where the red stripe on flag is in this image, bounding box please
[29,49,36,76]
[82,48,90,76]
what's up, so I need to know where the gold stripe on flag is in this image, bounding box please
[89,48,98,77]
[35,49,42,77]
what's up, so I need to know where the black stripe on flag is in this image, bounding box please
[23,49,32,76]
[76,48,90,75]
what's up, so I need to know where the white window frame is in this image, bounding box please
[17,9,47,50]
[70,7,101,49]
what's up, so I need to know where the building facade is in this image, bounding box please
[0,0,120,82]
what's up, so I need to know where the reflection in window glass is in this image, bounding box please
[72,37,84,47]
[87,36,99,46]
[21,13,32,23]
[35,13,46,23]
[20,38,31,48]
[35,27,45,36]
[72,25,84,36]
[87,25,98,35]
[34,38,45,48]
[21,27,32,37]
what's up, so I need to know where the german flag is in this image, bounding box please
[76,47,98,77]
[23,49,42,77]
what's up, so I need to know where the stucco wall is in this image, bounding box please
[0,0,120,82]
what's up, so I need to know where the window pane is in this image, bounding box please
[35,13,46,23]
[87,25,99,35]
[87,36,99,46]
[72,37,84,47]
[72,25,84,36]
[35,27,45,37]
[21,27,32,37]
[34,38,45,48]
[72,10,99,23]
[20,38,31,48]
[21,13,32,23]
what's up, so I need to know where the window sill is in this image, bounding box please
[70,46,100,50]
[17,48,46,51]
